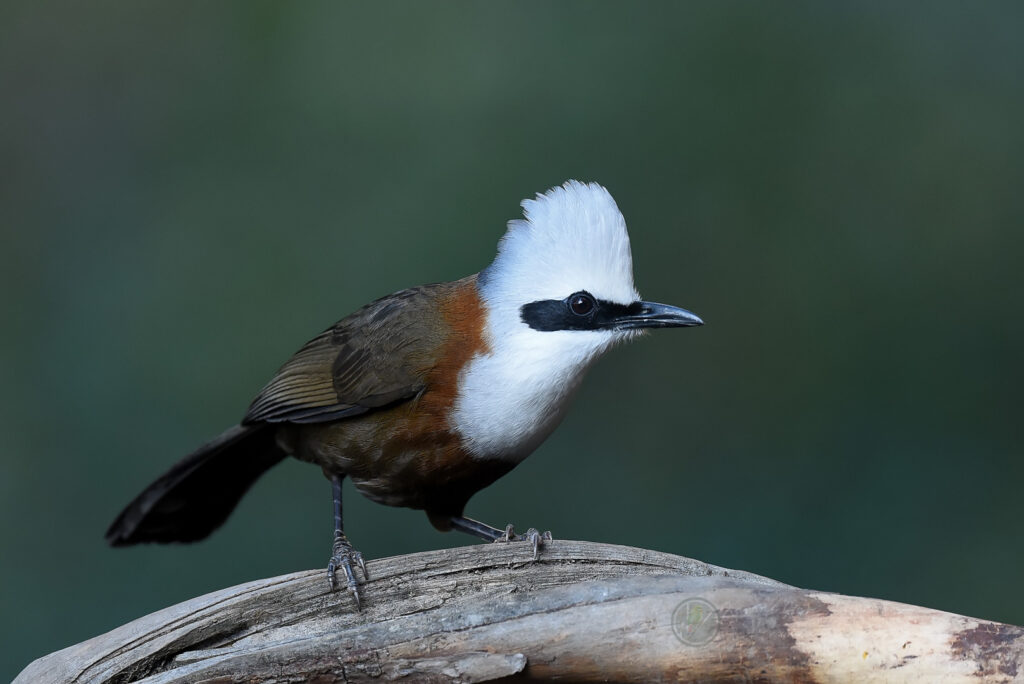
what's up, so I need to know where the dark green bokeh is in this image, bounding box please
[3,2,1023,678]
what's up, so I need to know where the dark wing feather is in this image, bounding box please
[243,283,453,425]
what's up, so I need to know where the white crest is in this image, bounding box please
[479,180,640,307]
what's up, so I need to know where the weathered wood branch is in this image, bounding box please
[17,541,1024,683]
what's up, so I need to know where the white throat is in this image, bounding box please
[450,309,621,461]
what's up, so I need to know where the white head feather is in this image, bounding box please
[453,180,644,460]
[479,180,640,307]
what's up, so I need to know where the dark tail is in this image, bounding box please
[105,423,286,545]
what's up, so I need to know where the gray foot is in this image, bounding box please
[327,534,368,609]
[496,523,553,560]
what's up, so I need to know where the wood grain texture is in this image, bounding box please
[16,541,1024,683]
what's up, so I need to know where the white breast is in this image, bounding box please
[450,326,617,462]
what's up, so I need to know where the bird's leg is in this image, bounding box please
[326,475,367,608]
[447,515,552,560]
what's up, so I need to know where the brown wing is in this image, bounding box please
[243,282,455,425]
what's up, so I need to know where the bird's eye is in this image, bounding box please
[568,292,596,316]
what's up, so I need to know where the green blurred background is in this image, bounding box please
[3,2,1023,678]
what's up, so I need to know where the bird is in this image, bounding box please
[106,180,703,608]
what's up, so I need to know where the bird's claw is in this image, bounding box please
[496,523,553,560]
[327,534,368,609]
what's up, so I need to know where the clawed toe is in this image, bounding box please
[523,527,553,560]
[495,523,553,560]
[326,535,368,609]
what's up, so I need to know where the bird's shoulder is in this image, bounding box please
[243,275,478,424]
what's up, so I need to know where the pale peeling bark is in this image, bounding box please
[16,541,1024,683]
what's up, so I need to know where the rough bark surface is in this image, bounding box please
[16,540,1024,683]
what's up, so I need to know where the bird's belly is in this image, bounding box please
[278,406,514,514]
[347,449,515,514]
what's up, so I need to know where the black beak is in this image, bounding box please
[609,301,704,330]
